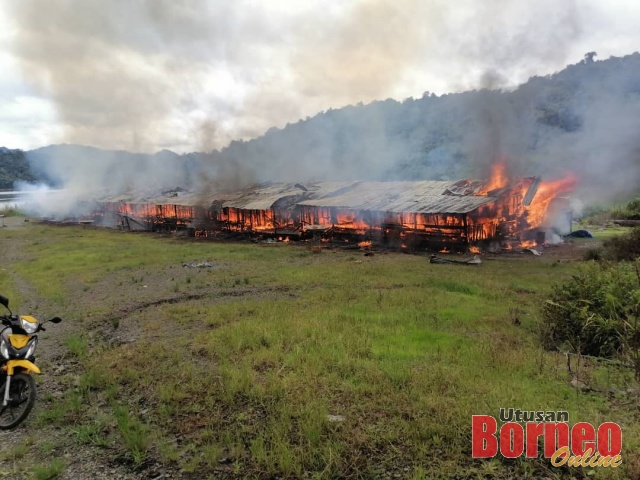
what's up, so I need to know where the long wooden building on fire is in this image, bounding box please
[83,176,555,248]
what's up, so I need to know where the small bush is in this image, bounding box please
[582,197,640,223]
[601,227,640,261]
[583,247,604,261]
[628,197,640,213]
[0,207,25,217]
[541,261,640,358]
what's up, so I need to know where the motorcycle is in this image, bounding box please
[0,294,61,429]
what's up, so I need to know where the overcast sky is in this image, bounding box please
[1,0,639,154]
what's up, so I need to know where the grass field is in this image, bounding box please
[1,223,639,479]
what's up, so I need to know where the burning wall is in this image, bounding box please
[86,171,575,249]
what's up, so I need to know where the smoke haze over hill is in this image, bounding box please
[1,2,640,212]
[5,53,638,215]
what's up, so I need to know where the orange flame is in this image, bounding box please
[107,162,577,251]
[480,161,509,194]
[526,173,578,228]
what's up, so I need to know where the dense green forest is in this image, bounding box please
[3,53,640,204]
[0,147,39,189]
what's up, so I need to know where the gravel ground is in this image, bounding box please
[0,218,182,479]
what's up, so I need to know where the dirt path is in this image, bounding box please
[0,225,148,480]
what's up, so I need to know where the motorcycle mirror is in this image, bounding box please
[49,317,63,324]
[0,295,8,309]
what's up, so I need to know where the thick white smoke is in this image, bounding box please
[4,0,639,213]
[6,0,586,154]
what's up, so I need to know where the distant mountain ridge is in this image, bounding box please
[3,52,640,202]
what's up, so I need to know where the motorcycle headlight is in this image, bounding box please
[0,338,8,359]
[20,316,39,334]
[25,337,38,358]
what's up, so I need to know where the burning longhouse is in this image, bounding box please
[83,163,576,251]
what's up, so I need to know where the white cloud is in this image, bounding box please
[0,45,60,149]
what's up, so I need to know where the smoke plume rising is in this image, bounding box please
[7,0,586,153]
[5,0,640,212]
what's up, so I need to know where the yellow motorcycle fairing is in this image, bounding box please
[2,359,41,375]
[20,315,39,325]
[8,334,30,349]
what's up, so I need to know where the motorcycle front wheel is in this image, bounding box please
[0,373,37,429]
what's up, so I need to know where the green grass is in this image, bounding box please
[1,224,638,478]
[113,405,150,464]
[591,226,629,238]
[31,459,65,480]
[64,333,88,358]
[0,438,31,461]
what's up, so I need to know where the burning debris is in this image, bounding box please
[70,165,576,251]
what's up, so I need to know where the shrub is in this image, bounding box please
[0,207,24,217]
[628,197,640,213]
[541,261,640,359]
[601,227,640,261]
[583,247,604,261]
[584,197,640,223]
[610,197,640,220]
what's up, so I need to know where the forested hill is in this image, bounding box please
[0,147,38,189]
[4,52,640,202]
[207,52,640,195]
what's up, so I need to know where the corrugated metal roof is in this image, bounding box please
[216,182,362,210]
[296,181,496,214]
[89,189,201,206]
[92,180,498,214]
[218,183,310,210]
